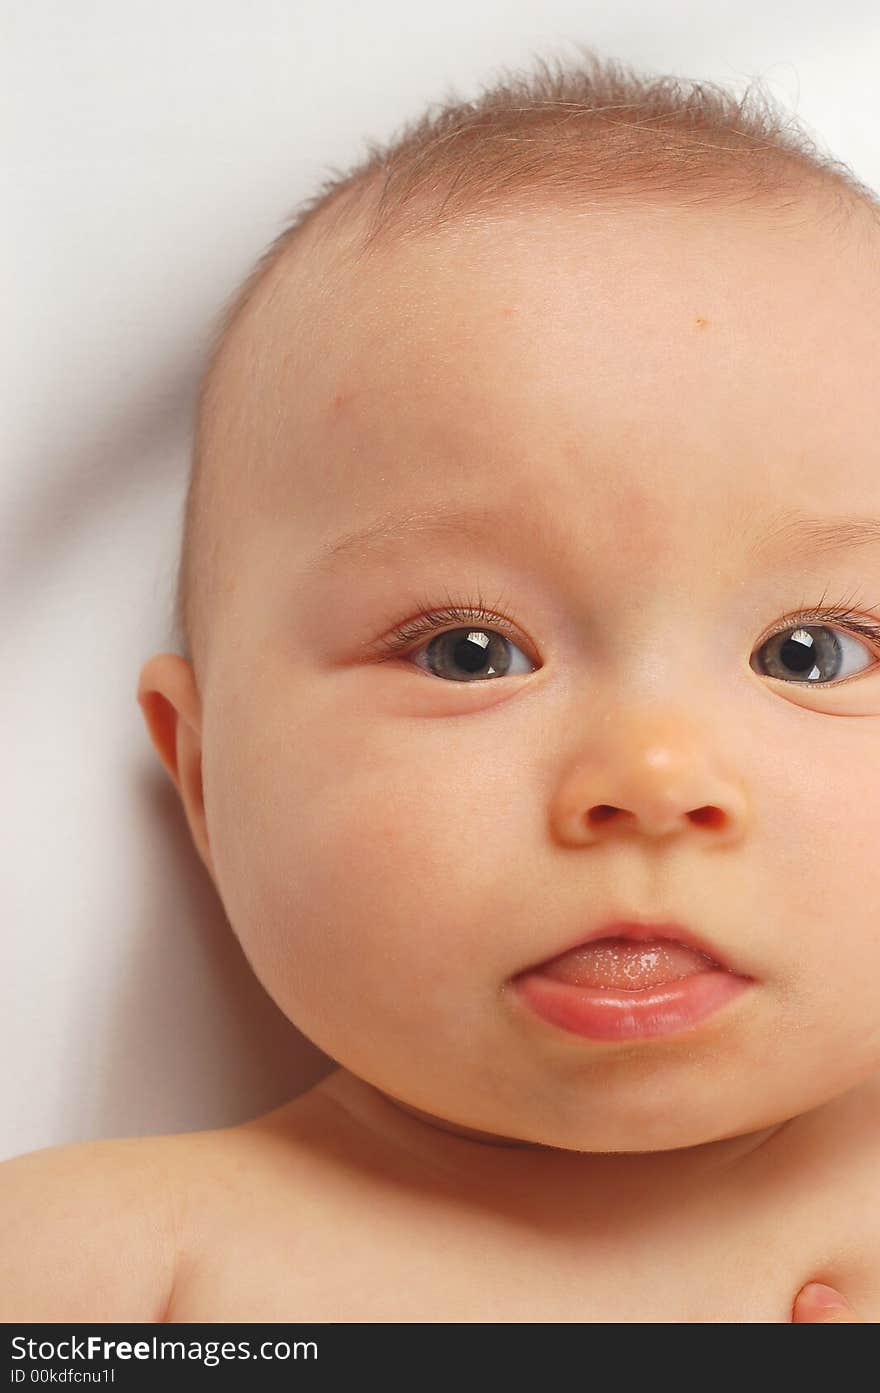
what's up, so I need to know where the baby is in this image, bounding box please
[4,51,880,1324]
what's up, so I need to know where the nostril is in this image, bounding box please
[587,805,725,831]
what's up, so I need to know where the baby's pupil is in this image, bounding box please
[451,630,497,674]
[780,631,819,674]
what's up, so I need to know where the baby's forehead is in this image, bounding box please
[267,195,869,358]
[214,196,879,530]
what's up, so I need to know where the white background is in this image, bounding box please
[3,1,878,1162]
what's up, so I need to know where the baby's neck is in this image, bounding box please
[317,1067,795,1220]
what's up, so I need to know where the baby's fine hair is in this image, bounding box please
[174,43,880,680]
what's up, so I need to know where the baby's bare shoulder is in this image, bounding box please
[0,1131,187,1322]
[156,1086,391,1321]
[0,1100,335,1325]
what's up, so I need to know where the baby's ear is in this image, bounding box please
[136,654,215,880]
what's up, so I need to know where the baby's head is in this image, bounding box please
[138,50,880,1156]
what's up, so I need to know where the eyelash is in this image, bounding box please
[370,584,880,665]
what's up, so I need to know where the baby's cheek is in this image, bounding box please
[785,758,880,981]
[207,686,518,1031]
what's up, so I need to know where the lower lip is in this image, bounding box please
[511,967,753,1041]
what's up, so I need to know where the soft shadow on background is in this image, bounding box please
[101,768,334,1141]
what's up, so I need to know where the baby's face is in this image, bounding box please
[152,197,880,1152]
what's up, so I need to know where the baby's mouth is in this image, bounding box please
[509,921,754,1041]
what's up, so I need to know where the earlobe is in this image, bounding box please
[136,654,215,880]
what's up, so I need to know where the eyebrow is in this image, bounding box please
[303,502,880,574]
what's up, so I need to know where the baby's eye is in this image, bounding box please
[750,621,880,686]
[406,625,535,682]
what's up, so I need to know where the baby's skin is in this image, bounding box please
[5,191,880,1321]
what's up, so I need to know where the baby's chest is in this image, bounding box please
[167,1183,876,1323]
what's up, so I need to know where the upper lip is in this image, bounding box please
[523,917,743,976]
